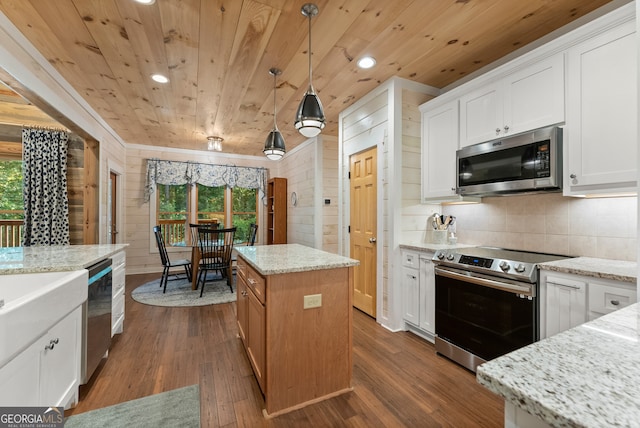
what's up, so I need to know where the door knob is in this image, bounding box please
[369,237,377,243]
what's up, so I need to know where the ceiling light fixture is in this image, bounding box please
[263,68,286,161]
[207,136,223,152]
[294,3,325,138]
[357,56,377,69]
[151,74,169,83]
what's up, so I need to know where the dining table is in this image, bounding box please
[189,240,238,290]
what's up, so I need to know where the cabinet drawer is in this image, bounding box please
[236,257,247,281]
[402,251,419,269]
[112,266,125,294]
[245,265,266,305]
[111,251,126,269]
[588,282,636,316]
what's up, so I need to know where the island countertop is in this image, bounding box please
[235,244,359,276]
[477,302,640,427]
[0,244,128,275]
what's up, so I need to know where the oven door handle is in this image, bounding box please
[434,266,534,296]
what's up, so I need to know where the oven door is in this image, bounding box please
[434,266,538,370]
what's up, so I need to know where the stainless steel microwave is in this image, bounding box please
[456,126,562,196]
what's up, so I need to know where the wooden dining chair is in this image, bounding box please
[247,223,258,246]
[196,226,236,297]
[153,226,192,293]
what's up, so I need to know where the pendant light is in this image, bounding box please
[263,68,286,160]
[294,3,325,138]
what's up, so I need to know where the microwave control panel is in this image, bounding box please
[535,141,550,177]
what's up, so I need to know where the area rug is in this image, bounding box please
[131,274,236,307]
[65,384,200,428]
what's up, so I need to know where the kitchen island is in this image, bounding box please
[477,302,640,427]
[234,244,359,417]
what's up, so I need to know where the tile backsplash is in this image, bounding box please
[442,193,637,261]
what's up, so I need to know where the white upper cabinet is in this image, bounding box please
[421,100,459,201]
[459,53,565,148]
[564,19,637,195]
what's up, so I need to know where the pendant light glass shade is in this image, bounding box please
[295,3,325,138]
[264,68,286,161]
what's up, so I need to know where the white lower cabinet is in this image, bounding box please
[0,306,82,408]
[540,270,636,339]
[401,250,435,341]
[111,250,126,336]
[541,273,587,339]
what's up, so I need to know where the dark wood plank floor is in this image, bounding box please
[67,273,503,427]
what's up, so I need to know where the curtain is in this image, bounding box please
[144,159,267,202]
[22,128,70,246]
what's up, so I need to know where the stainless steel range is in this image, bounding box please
[431,246,570,372]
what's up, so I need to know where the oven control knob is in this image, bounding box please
[437,252,445,260]
[446,253,455,261]
[515,263,526,273]
[499,261,511,272]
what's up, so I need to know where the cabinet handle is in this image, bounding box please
[411,275,417,280]
[504,125,509,132]
[547,281,582,290]
[45,338,59,351]
[248,278,257,285]
[495,128,501,135]
[570,174,576,179]
[610,300,620,306]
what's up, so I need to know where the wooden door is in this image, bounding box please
[350,147,377,317]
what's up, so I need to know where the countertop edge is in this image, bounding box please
[538,256,637,283]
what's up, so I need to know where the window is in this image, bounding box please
[0,160,24,247]
[155,183,258,247]
[231,187,258,243]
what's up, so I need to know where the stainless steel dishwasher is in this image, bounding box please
[81,258,112,384]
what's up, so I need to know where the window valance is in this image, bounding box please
[144,159,267,202]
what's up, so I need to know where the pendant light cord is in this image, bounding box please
[308,11,313,88]
[273,72,278,127]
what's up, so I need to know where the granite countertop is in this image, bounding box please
[399,241,475,253]
[0,244,128,275]
[539,257,637,283]
[477,302,640,427]
[235,244,359,276]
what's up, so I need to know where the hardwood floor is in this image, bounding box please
[67,273,503,427]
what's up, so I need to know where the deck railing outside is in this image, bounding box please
[157,218,219,247]
[0,219,24,247]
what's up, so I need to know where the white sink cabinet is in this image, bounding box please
[0,270,87,408]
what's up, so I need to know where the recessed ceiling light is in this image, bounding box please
[134,0,155,4]
[151,74,169,83]
[357,56,376,69]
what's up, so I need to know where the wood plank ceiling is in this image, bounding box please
[0,0,617,156]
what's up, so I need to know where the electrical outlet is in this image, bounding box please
[303,294,322,309]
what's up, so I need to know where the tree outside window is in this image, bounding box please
[0,160,24,247]
[197,184,225,226]
[231,188,258,243]
[156,183,188,246]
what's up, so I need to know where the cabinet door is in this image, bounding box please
[566,21,637,191]
[236,277,248,343]
[544,276,587,338]
[459,81,502,147]
[246,288,266,393]
[402,266,420,326]
[588,281,637,321]
[419,257,435,336]
[40,307,81,407]
[503,53,564,135]
[0,339,41,406]
[421,100,459,200]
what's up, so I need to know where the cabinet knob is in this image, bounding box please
[495,128,501,135]
[611,299,620,306]
[504,125,509,132]
[569,174,576,179]
[45,338,59,351]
